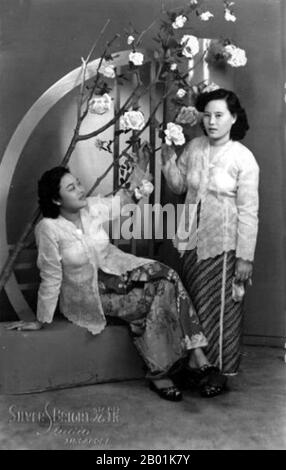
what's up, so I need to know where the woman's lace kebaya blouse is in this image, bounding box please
[162,136,259,262]
[35,168,156,335]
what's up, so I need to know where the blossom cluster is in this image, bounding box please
[224,44,247,67]
[87,0,246,155]
[89,93,112,115]
[134,180,154,200]
[205,39,247,68]
[120,110,145,131]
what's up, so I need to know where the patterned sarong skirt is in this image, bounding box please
[181,249,244,375]
[98,261,208,378]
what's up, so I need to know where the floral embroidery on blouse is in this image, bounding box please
[162,136,259,261]
[35,167,156,334]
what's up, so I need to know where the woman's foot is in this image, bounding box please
[171,364,228,397]
[186,365,228,398]
[188,348,210,369]
[149,378,182,402]
[186,349,228,397]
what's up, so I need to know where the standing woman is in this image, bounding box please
[161,89,259,376]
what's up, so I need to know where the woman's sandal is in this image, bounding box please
[149,381,183,402]
[173,365,227,397]
[194,365,228,398]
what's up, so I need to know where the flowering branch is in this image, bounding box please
[86,57,195,197]
[77,84,142,141]
[77,19,111,121]
[79,33,121,121]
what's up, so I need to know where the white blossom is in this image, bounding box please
[225,44,247,67]
[127,35,135,45]
[89,93,112,115]
[134,180,154,200]
[170,63,178,71]
[101,63,116,79]
[200,11,214,21]
[180,35,199,58]
[164,122,186,146]
[176,88,187,98]
[172,15,187,29]
[120,110,145,131]
[224,8,237,22]
[129,51,144,66]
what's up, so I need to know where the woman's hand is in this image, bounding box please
[6,321,43,331]
[137,141,153,172]
[235,258,253,282]
[161,143,176,166]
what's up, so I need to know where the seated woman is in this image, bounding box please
[8,142,227,400]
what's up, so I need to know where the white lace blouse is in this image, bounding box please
[162,136,259,262]
[35,168,155,334]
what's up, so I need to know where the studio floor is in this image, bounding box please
[0,346,285,450]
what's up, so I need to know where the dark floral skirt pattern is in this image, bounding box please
[98,261,208,377]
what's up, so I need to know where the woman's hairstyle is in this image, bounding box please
[38,166,70,218]
[195,88,249,140]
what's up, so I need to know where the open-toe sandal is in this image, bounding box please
[149,381,183,402]
[196,365,228,398]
